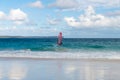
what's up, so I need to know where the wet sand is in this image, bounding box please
[0,58,120,80]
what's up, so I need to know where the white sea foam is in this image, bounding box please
[0,50,120,60]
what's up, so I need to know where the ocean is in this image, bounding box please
[0,38,120,59]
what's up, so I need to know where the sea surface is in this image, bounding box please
[0,38,120,59]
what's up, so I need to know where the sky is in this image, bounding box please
[0,0,120,38]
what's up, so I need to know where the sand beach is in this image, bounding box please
[0,58,120,80]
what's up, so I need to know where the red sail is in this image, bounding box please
[57,32,62,45]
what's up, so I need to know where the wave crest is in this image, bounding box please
[0,50,120,60]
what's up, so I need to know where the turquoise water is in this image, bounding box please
[0,38,120,59]
[0,38,120,51]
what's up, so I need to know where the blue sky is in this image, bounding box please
[0,0,120,38]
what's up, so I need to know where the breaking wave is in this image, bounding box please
[0,50,120,60]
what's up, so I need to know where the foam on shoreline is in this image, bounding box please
[0,50,120,60]
[0,54,120,61]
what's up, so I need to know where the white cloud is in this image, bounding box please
[8,9,28,25]
[0,9,29,25]
[49,0,79,10]
[47,18,60,25]
[64,6,120,28]
[0,11,6,20]
[84,0,120,8]
[29,0,44,8]
[105,10,120,17]
[49,0,120,10]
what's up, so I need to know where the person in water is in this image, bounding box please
[57,32,63,45]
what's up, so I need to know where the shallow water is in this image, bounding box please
[0,38,120,51]
[0,38,120,59]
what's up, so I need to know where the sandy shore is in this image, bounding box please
[0,56,120,61]
[0,58,120,80]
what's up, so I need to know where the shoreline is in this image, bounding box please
[0,56,120,62]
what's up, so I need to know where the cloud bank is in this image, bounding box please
[64,6,120,28]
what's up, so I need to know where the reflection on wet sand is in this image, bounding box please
[0,59,120,80]
[0,67,3,79]
[84,65,105,80]
[8,63,27,80]
[65,65,76,74]
[64,62,107,80]
[0,62,27,80]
